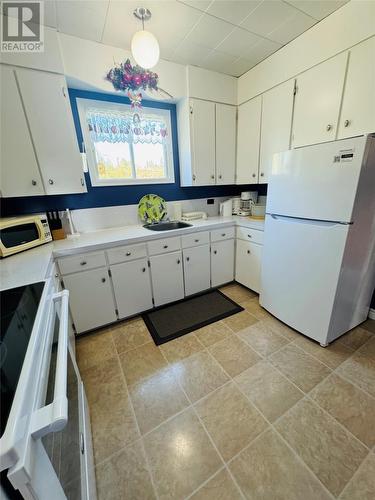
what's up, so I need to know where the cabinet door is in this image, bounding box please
[111,258,153,319]
[292,53,347,148]
[338,37,375,139]
[15,68,86,195]
[190,99,216,185]
[260,80,294,184]
[211,239,234,287]
[0,65,45,197]
[236,96,261,184]
[183,244,211,296]
[216,104,236,184]
[150,251,184,306]
[63,268,117,333]
[235,239,262,293]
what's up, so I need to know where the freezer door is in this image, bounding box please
[260,214,349,344]
[267,136,367,222]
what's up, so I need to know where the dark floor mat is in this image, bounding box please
[142,289,243,345]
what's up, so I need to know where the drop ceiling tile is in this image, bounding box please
[285,0,349,21]
[203,49,237,73]
[242,38,281,66]
[240,0,301,38]
[56,1,109,42]
[215,27,261,57]
[177,0,212,11]
[43,0,57,28]
[267,8,316,44]
[172,39,213,66]
[207,0,262,26]
[186,12,234,49]
[227,57,253,77]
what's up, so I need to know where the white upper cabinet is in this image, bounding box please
[215,104,236,185]
[338,37,375,139]
[190,99,216,185]
[236,96,262,184]
[259,80,295,184]
[16,67,86,195]
[0,66,44,197]
[292,53,348,148]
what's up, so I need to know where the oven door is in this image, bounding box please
[6,291,96,500]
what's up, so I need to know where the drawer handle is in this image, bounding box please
[163,245,168,249]
[142,267,146,273]
[247,234,252,238]
[247,250,251,254]
[221,233,226,237]
[213,250,217,255]
[126,252,131,256]
[101,277,106,283]
[80,261,87,266]
[194,239,199,242]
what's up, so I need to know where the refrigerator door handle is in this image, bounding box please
[269,214,352,227]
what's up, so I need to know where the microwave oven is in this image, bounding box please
[0,214,52,258]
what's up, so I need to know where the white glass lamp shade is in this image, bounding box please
[131,30,160,69]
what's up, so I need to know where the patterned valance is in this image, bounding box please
[86,109,168,145]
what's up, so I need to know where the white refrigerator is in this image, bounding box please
[260,134,375,346]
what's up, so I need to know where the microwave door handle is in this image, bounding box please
[30,290,70,439]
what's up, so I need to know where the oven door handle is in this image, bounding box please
[30,290,70,439]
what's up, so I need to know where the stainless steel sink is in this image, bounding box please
[143,221,192,231]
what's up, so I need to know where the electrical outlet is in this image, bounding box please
[207,199,215,205]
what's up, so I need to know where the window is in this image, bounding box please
[77,98,174,186]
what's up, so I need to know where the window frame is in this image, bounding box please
[77,97,175,187]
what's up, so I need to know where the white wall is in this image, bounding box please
[187,65,237,105]
[238,0,375,104]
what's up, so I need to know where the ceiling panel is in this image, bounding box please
[242,38,281,66]
[203,49,237,73]
[56,1,108,42]
[171,39,213,66]
[228,57,255,77]
[215,27,262,57]
[285,0,349,21]
[178,0,212,12]
[206,0,262,25]
[267,8,316,44]
[185,11,234,49]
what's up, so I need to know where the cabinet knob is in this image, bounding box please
[126,252,131,256]
[247,234,252,238]
[163,245,168,249]
[344,119,350,127]
[80,177,85,186]
[142,267,146,273]
[260,173,264,177]
[101,277,106,283]
[31,179,37,186]
[326,124,332,131]
[213,250,217,254]
[177,259,181,264]
[192,174,196,181]
[55,273,59,278]
[221,233,226,237]
[62,86,67,98]
[80,261,87,266]
[194,239,199,243]
[190,106,193,114]
[48,179,54,185]
[252,173,256,178]
[211,175,215,180]
[186,257,190,262]
[219,174,222,179]
[247,250,251,254]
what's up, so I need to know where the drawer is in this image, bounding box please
[236,226,264,245]
[181,231,209,249]
[210,227,235,242]
[107,243,147,265]
[58,251,106,275]
[148,236,181,256]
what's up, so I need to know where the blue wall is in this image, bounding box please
[1,88,266,216]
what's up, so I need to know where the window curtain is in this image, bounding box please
[86,108,168,144]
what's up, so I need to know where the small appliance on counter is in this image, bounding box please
[232,196,241,215]
[181,211,207,222]
[0,213,52,258]
[219,199,233,217]
[238,191,258,216]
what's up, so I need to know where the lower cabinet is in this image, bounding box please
[211,239,235,287]
[63,267,117,333]
[110,258,153,319]
[235,239,262,293]
[183,244,211,296]
[149,251,184,306]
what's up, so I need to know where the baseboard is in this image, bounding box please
[369,308,375,320]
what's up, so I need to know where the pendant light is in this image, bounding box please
[131,7,160,69]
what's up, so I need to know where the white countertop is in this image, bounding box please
[0,216,264,291]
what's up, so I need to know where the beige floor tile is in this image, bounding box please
[276,399,368,496]
[336,351,375,397]
[294,335,353,369]
[337,327,373,351]
[262,316,300,341]
[238,321,290,357]
[129,366,189,435]
[220,284,257,304]
[190,468,242,500]
[89,374,140,464]
[143,408,222,500]
[310,374,375,448]
[160,333,204,363]
[240,298,269,319]
[80,356,123,398]
[195,382,268,461]
[111,317,152,354]
[172,351,229,403]
[208,335,261,378]
[229,429,332,500]
[360,319,375,334]
[223,310,258,333]
[358,335,375,360]
[119,342,167,387]
[96,440,155,500]
[194,321,232,348]
[270,344,331,393]
[340,453,375,500]
[76,329,116,371]
[235,360,304,422]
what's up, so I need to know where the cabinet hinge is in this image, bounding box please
[148,260,150,268]
[60,279,65,289]
[108,269,112,277]
[293,82,298,96]
[72,323,76,333]
[115,308,119,316]
[152,298,155,306]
